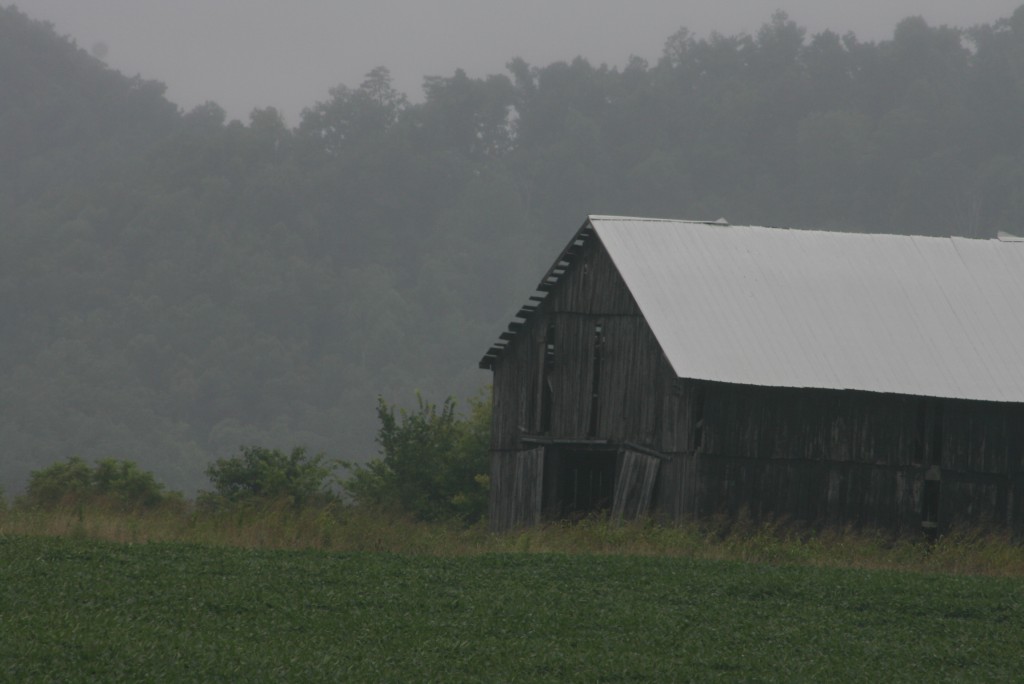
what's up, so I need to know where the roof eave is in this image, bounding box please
[479,217,599,369]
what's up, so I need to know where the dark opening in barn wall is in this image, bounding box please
[539,323,555,433]
[486,442,664,528]
[542,446,617,520]
[542,446,660,522]
[587,322,604,437]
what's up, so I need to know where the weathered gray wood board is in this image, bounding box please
[489,447,544,531]
[611,450,660,521]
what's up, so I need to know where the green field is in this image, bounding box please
[1,536,1022,682]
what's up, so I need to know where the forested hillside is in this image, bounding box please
[3,5,1024,492]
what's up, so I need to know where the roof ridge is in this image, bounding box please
[588,214,709,224]
[590,215,1008,242]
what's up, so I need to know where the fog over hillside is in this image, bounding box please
[12,0,1023,121]
[3,3,1024,494]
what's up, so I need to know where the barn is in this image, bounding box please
[479,216,1024,534]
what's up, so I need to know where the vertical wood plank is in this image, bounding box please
[612,450,661,521]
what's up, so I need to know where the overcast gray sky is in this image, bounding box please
[11,1,1024,124]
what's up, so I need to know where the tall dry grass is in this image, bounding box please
[1,502,1021,576]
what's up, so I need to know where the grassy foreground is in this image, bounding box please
[2,501,1024,576]
[1,535,1022,682]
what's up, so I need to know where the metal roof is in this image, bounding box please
[482,215,1024,403]
[591,216,1024,402]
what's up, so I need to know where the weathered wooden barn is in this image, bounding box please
[480,216,1024,534]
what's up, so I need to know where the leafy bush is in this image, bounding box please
[203,446,337,508]
[24,457,173,511]
[344,392,490,522]
[92,459,169,509]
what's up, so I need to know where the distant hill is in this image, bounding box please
[3,4,1024,493]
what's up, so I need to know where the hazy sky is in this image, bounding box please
[12,1,1024,124]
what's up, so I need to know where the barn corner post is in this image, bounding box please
[479,215,1024,536]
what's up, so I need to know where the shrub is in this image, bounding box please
[92,459,168,509]
[202,446,337,508]
[344,392,490,522]
[24,457,172,511]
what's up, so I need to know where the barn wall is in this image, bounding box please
[488,233,669,529]
[940,399,1024,529]
[656,382,1024,533]
[489,234,667,448]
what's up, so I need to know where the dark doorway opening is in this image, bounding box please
[542,447,617,520]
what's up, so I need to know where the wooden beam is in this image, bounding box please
[520,436,611,447]
[622,441,668,460]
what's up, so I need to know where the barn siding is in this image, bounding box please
[490,237,648,450]
[655,382,1024,532]
[488,234,668,530]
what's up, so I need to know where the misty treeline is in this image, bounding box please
[3,5,1024,493]
[18,393,490,523]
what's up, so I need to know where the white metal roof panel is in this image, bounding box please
[589,216,1024,403]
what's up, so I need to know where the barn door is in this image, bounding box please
[510,447,545,528]
[611,449,660,521]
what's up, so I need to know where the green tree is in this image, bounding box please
[23,457,171,511]
[91,458,168,509]
[297,66,406,156]
[203,446,337,507]
[24,457,92,508]
[345,393,490,522]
